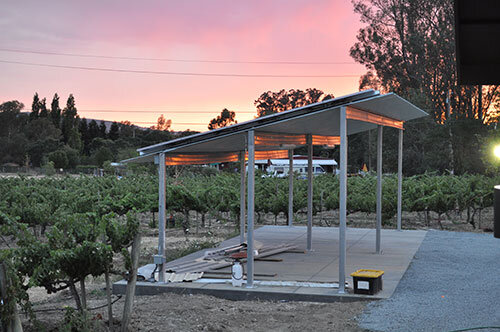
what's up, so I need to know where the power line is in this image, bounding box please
[21,109,256,114]
[0,48,358,65]
[134,121,206,125]
[0,59,361,78]
[79,110,256,114]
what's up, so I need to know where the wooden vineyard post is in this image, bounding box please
[105,270,113,328]
[0,262,22,332]
[121,233,141,332]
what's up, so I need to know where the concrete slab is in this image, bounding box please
[114,226,427,302]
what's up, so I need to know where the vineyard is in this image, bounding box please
[0,172,496,240]
[0,172,497,329]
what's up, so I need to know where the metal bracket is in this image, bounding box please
[153,254,165,265]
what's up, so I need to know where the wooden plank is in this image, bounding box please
[284,249,306,254]
[166,244,298,274]
[204,271,277,277]
[255,257,283,262]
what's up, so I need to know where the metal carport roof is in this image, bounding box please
[123,89,427,294]
[128,90,426,160]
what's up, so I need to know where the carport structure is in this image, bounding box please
[124,90,427,293]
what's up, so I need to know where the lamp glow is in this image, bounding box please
[494,145,500,159]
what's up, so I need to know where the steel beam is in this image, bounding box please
[158,152,166,282]
[240,151,246,243]
[397,129,403,231]
[307,134,313,251]
[338,106,347,294]
[246,130,255,288]
[288,149,294,227]
[376,125,383,254]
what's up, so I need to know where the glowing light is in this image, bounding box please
[494,145,500,159]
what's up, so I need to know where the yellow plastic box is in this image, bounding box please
[350,269,384,295]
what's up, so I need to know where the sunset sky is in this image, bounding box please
[0,0,367,131]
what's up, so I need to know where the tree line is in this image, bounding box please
[347,0,500,175]
[0,93,185,170]
[205,0,500,176]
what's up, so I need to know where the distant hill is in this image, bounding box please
[20,112,192,135]
[20,112,145,132]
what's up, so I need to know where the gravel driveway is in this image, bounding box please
[359,230,500,332]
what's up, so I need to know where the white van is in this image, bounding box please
[266,164,326,178]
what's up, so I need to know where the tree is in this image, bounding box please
[61,94,79,143]
[94,146,114,167]
[88,120,100,141]
[48,150,68,169]
[50,93,61,128]
[67,128,83,151]
[109,122,120,140]
[350,0,499,123]
[39,98,48,118]
[0,133,28,165]
[150,115,171,131]
[254,88,334,117]
[26,138,60,167]
[349,0,500,174]
[30,93,40,121]
[0,101,25,139]
[99,121,107,138]
[63,146,80,168]
[119,121,135,138]
[208,108,237,130]
[24,117,61,142]
[79,118,91,154]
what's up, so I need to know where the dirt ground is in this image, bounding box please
[25,284,366,332]
[22,208,494,331]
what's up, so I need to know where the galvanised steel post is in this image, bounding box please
[397,129,403,231]
[376,125,383,254]
[246,130,255,288]
[338,106,347,294]
[307,134,313,251]
[158,152,166,282]
[288,149,294,227]
[239,151,246,243]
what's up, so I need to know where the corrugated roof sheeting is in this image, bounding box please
[255,132,339,148]
[123,90,427,165]
[163,150,291,166]
[135,90,380,156]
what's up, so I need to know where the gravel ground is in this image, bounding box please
[359,230,500,332]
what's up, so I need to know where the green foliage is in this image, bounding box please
[0,94,201,170]
[93,146,113,167]
[48,150,69,169]
[0,251,32,323]
[43,161,56,176]
[208,108,237,130]
[60,307,106,332]
[0,176,144,317]
[255,88,333,117]
[349,0,500,176]
[0,172,498,325]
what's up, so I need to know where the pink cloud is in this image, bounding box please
[0,0,367,131]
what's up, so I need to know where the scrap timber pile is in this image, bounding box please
[157,242,301,281]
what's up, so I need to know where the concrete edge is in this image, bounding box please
[113,281,380,304]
